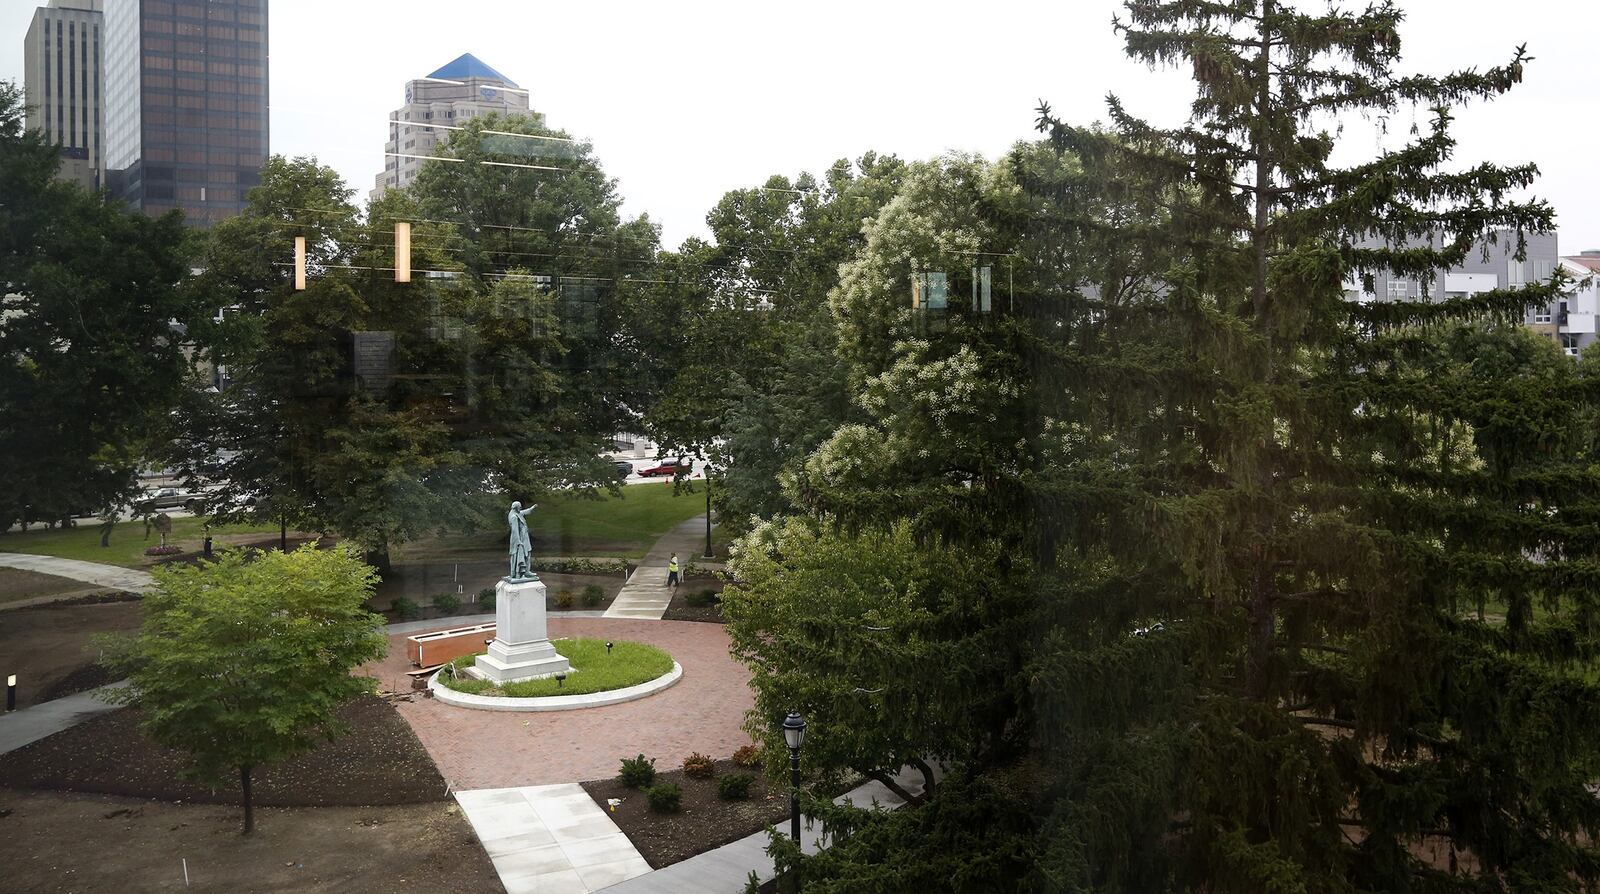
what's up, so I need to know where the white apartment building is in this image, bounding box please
[1560,251,1600,356]
[371,53,530,201]
[21,0,104,191]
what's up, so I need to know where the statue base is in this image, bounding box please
[467,578,572,684]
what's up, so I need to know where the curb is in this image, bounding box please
[428,661,683,712]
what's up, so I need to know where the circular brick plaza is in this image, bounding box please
[365,618,755,789]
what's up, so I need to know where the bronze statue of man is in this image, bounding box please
[507,501,537,580]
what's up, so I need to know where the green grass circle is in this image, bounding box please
[438,637,673,698]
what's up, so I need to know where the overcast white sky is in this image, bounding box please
[3,0,1596,253]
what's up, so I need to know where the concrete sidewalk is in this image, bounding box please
[0,552,154,593]
[457,783,652,893]
[0,682,127,756]
[603,515,712,621]
[598,764,936,893]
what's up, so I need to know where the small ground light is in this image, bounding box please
[6,674,16,712]
[605,641,613,655]
[555,673,567,689]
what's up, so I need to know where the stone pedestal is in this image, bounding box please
[469,578,572,684]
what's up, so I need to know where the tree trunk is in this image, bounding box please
[279,516,288,551]
[100,520,114,547]
[240,765,255,835]
[909,757,939,800]
[861,767,926,808]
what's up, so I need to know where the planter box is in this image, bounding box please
[406,622,496,668]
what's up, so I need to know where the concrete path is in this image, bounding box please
[0,682,126,756]
[604,516,711,620]
[599,764,937,893]
[0,552,154,593]
[456,783,651,894]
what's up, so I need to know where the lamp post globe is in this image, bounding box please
[783,711,806,752]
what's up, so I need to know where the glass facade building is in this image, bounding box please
[103,0,268,226]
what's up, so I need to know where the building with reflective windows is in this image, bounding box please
[371,53,530,201]
[103,0,268,226]
[22,0,105,191]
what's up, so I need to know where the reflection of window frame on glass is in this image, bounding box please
[910,270,949,311]
[972,265,992,313]
[1385,279,1410,300]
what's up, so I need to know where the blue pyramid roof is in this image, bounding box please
[427,53,517,87]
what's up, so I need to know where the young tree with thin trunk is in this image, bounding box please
[103,546,386,834]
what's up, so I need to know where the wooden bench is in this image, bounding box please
[406,623,496,668]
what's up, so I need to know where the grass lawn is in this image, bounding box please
[400,480,710,562]
[0,516,279,568]
[438,637,674,697]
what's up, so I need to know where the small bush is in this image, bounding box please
[732,744,762,768]
[718,773,756,801]
[646,783,682,813]
[392,596,420,620]
[682,752,715,778]
[554,590,575,609]
[685,590,720,608]
[581,584,605,607]
[143,544,183,556]
[619,754,657,789]
[478,588,496,610]
[433,592,461,615]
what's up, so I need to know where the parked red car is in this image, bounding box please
[638,459,690,478]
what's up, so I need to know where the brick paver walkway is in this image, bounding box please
[367,618,754,789]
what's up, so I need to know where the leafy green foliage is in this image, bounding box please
[432,592,460,615]
[554,590,575,609]
[731,744,762,768]
[391,596,420,620]
[619,754,657,789]
[717,773,755,801]
[0,81,205,530]
[581,584,604,607]
[645,783,682,813]
[101,546,386,832]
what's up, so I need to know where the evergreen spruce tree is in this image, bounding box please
[1024,0,1600,889]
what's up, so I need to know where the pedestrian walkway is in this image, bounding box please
[603,515,712,620]
[0,553,154,593]
[0,682,126,756]
[600,764,937,893]
[456,783,651,894]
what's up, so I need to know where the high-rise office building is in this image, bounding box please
[103,0,268,226]
[371,53,530,201]
[22,0,105,191]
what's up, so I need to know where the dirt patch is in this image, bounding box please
[38,662,119,702]
[0,788,504,894]
[0,695,450,807]
[661,583,726,623]
[11,590,142,610]
[0,601,144,708]
[581,758,787,868]
[0,568,100,606]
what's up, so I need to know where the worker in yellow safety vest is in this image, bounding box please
[667,554,680,589]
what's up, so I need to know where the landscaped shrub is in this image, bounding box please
[533,558,629,576]
[646,783,682,813]
[718,773,756,801]
[732,744,762,768]
[143,544,183,556]
[581,584,604,607]
[619,754,657,788]
[554,590,575,609]
[433,592,460,615]
[478,587,496,610]
[685,590,720,608]
[392,596,420,620]
[682,752,715,778]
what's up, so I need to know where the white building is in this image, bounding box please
[371,53,530,201]
[1560,251,1600,356]
[21,0,104,191]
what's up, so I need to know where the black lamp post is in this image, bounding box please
[782,710,807,890]
[6,674,16,712]
[703,465,714,559]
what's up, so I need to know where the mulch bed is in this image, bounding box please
[581,758,788,868]
[661,583,726,623]
[0,694,450,806]
[10,589,142,610]
[38,661,119,701]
